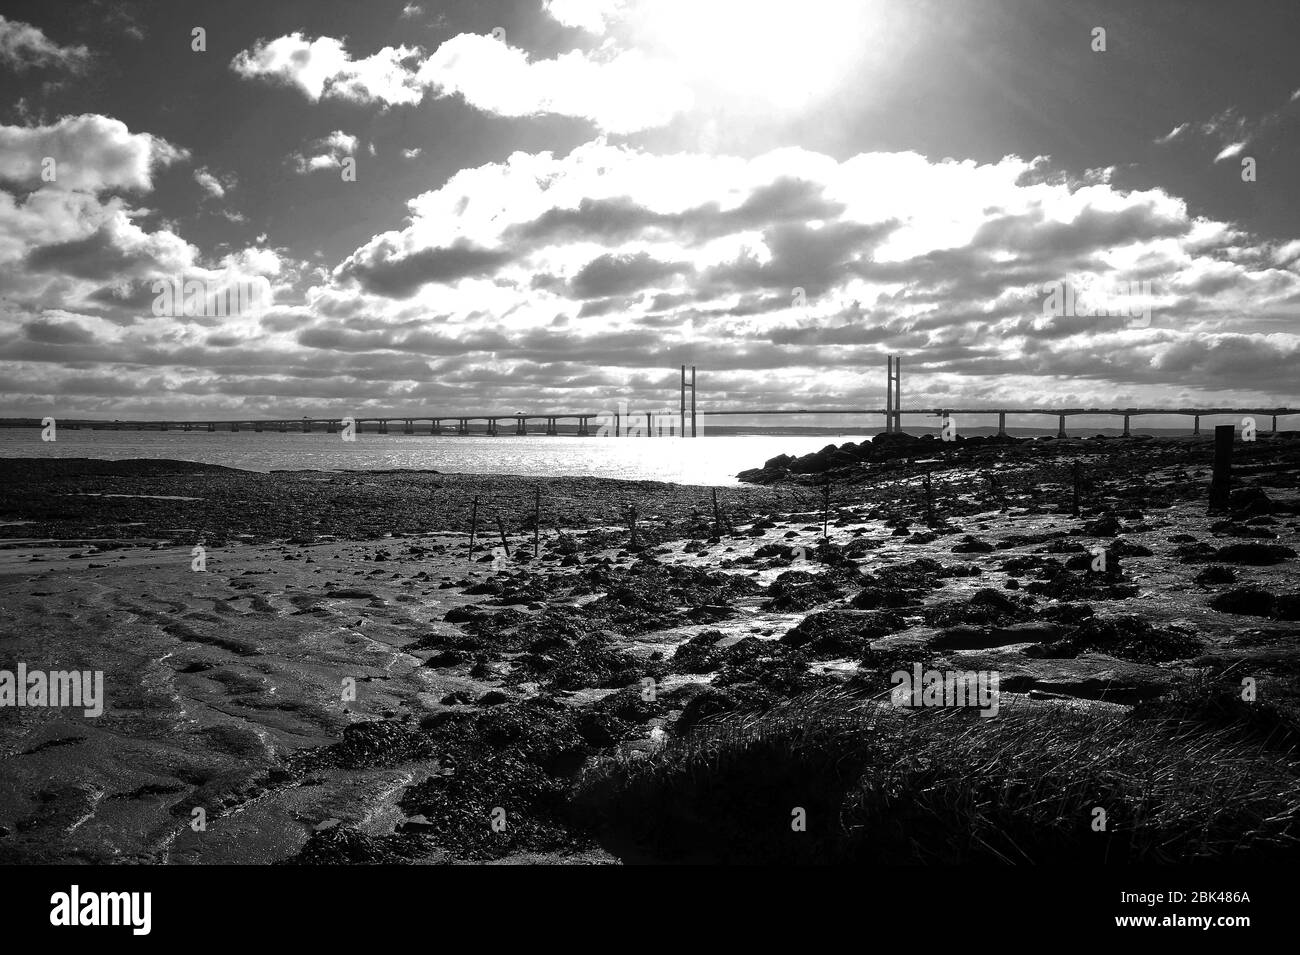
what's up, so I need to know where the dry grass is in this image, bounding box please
[573,687,1300,864]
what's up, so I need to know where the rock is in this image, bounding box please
[951,535,994,553]
[780,609,905,655]
[929,621,1065,650]
[1212,543,1296,565]
[954,649,1176,704]
[444,605,486,623]
[1083,515,1122,536]
[850,587,918,610]
[1208,587,1300,620]
[1229,487,1277,516]
[1194,565,1236,587]
[423,649,466,668]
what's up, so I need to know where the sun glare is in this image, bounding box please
[629,0,881,111]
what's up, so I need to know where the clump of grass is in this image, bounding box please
[573,689,1300,864]
[1132,666,1300,757]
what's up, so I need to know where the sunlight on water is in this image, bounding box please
[0,430,871,486]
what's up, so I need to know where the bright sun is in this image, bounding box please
[629,0,882,111]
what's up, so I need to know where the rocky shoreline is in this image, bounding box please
[2,433,1299,863]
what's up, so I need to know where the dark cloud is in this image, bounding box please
[25,227,155,280]
[570,251,691,299]
[23,317,95,344]
[508,176,845,248]
[336,238,512,297]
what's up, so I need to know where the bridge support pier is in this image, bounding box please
[516,417,527,435]
[646,411,653,436]
[378,421,389,434]
[231,423,240,433]
[577,417,590,436]
[487,418,498,436]
[1193,415,1200,436]
[254,423,263,433]
[1056,414,1066,439]
[457,418,468,435]
[1122,414,1130,438]
[279,422,287,432]
[404,419,414,434]
[546,417,558,435]
[160,423,168,431]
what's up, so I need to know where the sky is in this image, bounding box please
[0,0,1297,423]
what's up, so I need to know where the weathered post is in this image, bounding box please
[495,514,510,556]
[533,486,541,558]
[629,504,639,549]
[468,497,479,558]
[924,470,934,525]
[1209,424,1233,512]
[1072,460,1081,516]
[1122,414,1131,438]
[822,479,831,538]
[712,487,722,537]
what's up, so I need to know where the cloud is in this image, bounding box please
[336,238,512,297]
[570,251,691,298]
[542,0,626,34]
[231,31,690,133]
[194,166,233,199]
[0,114,187,193]
[1213,141,1247,162]
[289,130,358,173]
[231,33,426,107]
[1161,91,1298,164]
[417,33,691,134]
[1154,123,1187,144]
[0,15,90,72]
[5,133,1300,416]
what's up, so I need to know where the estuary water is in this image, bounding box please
[0,428,871,486]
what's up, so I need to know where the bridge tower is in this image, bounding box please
[885,356,901,432]
[680,365,697,437]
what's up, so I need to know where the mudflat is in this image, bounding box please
[1,433,1298,863]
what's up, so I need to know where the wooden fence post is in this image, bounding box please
[468,496,478,559]
[1209,424,1234,512]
